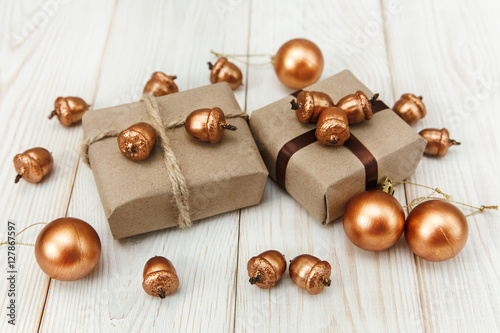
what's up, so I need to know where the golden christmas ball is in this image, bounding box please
[405,200,468,262]
[35,217,101,281]
[343,189,405,251]
[273,38,324,90]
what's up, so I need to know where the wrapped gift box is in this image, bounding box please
[250,70,426,224]
[82,83,268,239]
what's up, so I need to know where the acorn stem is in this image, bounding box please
[48,110,56,119]
[158,289,166,299]
[450,140,461,146]
[370,93,380,105]
[249,273,261,285]
[418,96,423,100]
[170,75,177,80]
[329,137,338,145]
[221,123,237,131]
[15,174,22,184]
[290,99,300,110]
[207,62,214,70]
[322,278,331,287]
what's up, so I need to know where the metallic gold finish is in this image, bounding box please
[13,147,53,184]
[392,93,426,125]
[273,38,324,90]
[377,177,395,196]
[184,107,237,143]
[290,90,333,123]
[419,128,461,157]
[315,107,350,146]
[34,218,101,281]
[117,122,157,161]
[289,254,331,295]
[405,200,468,262]
[143,72,179,97]
[247,250,287,289]
[336,91,379,124]
[343,190,405,251]
[142,256,179,298]
[208,57,243,90]
[48,96,89,126]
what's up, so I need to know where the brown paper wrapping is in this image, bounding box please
[83,83,268,239]
[250,70,427,224]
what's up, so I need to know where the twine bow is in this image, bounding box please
[80,94,248,229]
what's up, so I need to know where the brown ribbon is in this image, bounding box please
[276,90,389,190]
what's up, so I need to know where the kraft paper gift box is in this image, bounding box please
[82,83,268,239]
[249,70,427,224]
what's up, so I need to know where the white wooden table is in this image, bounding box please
[1,1,499,332]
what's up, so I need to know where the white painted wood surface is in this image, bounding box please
[1,0,499,332]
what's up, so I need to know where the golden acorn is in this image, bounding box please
[208,57,243,90]
[48,96,89,126]
[290,90,334,123]
[117,122,157,161]
[247,250,287,289]
[142,256,179,298]
[315,107,350,146]
[143,72,179,97]
[419,128,460,157]
[393,93,426,125]
[13,147,53,184]
[336,91,379,124]
[289,254,331,295]
[184,107,237,143]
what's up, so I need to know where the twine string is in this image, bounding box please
[80,94,248,229]
[393,180,498,217]
[0,222,47,247]
[210,50,274,66]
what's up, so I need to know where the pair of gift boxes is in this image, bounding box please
[82,70,426,239]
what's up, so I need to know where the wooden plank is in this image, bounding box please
[38,0,251,331]
[0,1,116,332]
[385,0,500,331]
[236,0,425,331]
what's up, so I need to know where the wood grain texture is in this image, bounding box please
[236,1,424,332]
[38,0,250,332]
[0,0,499,332]
[384,0,500,331]
[0,1,116,332]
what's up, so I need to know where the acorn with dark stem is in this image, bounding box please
[419,128,461,157]
[143,72,179,97]
[208,57,243,90]
[48,96,90,126]
[289,254,332,295]
[247,250,287,289]
[290,90,334,124]
[393,93,427,125]
[184,107,237,143]
[336,91,379,124]
[117,122,157,161]
[315,107,350,146]
[142,256,179,298]
[13,147,53,184]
